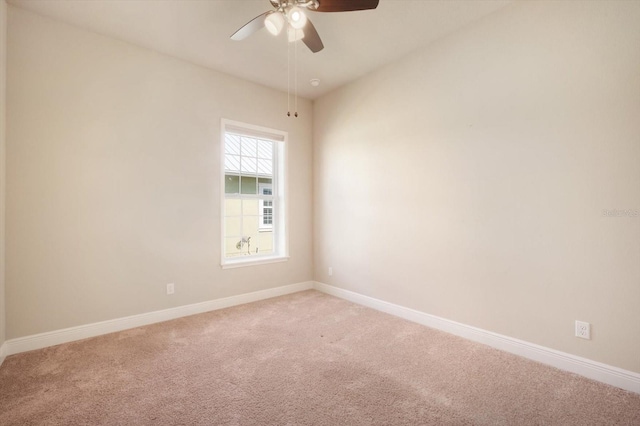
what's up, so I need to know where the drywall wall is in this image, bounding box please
[313,0,640,373]
[6,6,313,339]
[0,0,6,351]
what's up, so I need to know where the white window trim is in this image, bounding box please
[220,119,288,268]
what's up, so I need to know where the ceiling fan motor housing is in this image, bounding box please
[271,0,320,12]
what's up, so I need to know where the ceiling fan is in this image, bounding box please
[230,0,380,53]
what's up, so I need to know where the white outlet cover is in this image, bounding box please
[167,283,175,295]
[575,320,591,340]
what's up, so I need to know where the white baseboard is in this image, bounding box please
[0,342,6,367]
[313,281,640,395]
[3,281,314,357]
[4,280,638,395]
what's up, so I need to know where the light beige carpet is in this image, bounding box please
[1,290,639,425]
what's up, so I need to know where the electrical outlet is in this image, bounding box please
[328,267,333,276]
[166,283,175,295]
[575,320,590,339]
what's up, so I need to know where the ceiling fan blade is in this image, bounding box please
[230,11,271,41]
[302,19,324,53]
[314,0,379,12]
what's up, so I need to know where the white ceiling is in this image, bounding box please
[9,0,512,99]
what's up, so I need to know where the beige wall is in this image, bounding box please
[6,6,313,339]
[5,0,640,375]
[0,0,6,349]
[313,1,640,373]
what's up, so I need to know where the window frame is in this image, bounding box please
[220,119,288,268]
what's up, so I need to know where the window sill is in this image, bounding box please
[221,255,289,269]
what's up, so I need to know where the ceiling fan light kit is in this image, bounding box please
[265,12,285,36]
[287,6,308,30]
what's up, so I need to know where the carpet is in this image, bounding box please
[1,290,639,425]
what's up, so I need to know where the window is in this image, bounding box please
[221,119,287,267]
[259,183,273,229]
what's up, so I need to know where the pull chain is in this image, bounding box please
[287,31,291,117]
[294,33,298,118]
[285,28,299,118]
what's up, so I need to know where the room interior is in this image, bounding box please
[0,0,639,422]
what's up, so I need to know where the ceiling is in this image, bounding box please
[9,0,512,99]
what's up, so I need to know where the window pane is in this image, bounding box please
[225,198,242,216]
[240,177,257,194]
[225,175,239,194]
[225,155,240,173]
[225,134,241,155]
[224,216,242,237]
[258,177,273,187]
[242,215,260,236]
[255,231,274,255]
[241,157,257,174]
[242,199,259,215]
[225,237,244,258]
[241,137,257,157]
[257,140,273,159]
[257,159,272,176]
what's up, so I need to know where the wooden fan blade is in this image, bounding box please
[302,19,324,53]
[314,0,379,12]
[230,11,271,40]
